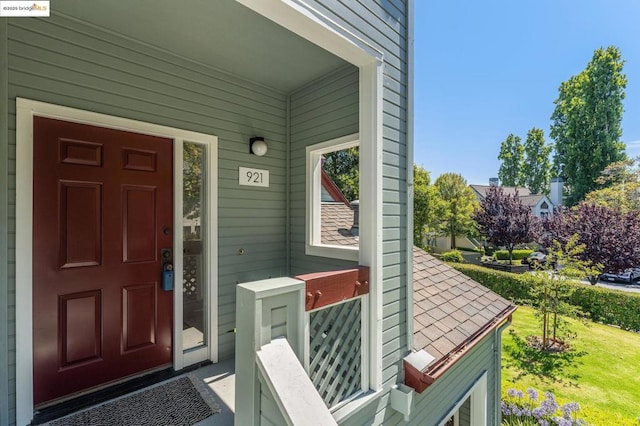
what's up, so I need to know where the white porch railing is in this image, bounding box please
[256,337,337,426]
[235,277,335,426]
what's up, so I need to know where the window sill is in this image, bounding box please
[305,244,359,262]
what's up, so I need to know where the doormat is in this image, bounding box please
[48,374,220,426]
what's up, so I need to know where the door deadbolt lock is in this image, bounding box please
[161,248,174,291]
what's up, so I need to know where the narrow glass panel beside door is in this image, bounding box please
[183,143,207,351]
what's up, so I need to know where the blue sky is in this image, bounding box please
[414,1,640,185]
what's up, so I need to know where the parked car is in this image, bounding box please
[600,268,640,284]
[522,251,554,269]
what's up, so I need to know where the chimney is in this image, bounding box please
[350,200,359,236]
[489,177,499,186]
[550,177,563,208]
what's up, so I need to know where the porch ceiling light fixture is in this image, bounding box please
[250,137,268,156]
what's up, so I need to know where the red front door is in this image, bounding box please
[32,117,174,406]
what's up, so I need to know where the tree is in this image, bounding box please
[585,158,640,213]
[323,146,359,201]
[541,202,640,284]
[526,236,595,351]
[473,185,540,264]
[413,165,445,247]
[498,134,525,187]
[522,128,553,194]
[434,173,477,250]
[550,46,627,205]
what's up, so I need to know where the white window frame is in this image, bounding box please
[305,134,359,261]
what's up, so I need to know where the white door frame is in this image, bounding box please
[15,98,218,425]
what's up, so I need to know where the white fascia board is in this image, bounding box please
[235,0,382,66]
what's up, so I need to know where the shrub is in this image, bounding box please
[495,249,533,261]
[451,263,640,332]
[441,250,464,263]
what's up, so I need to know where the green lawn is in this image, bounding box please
[502,306,640,425]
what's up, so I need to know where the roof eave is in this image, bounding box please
[404,304,518,393]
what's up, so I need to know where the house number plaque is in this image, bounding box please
[239,167,269,188]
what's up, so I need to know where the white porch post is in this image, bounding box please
[235,277,305,426]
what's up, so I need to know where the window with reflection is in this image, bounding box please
[306,134,359,260]
[183,142,207,352]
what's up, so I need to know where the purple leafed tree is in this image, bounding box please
[473,186,540,264]
[541,202,640,284]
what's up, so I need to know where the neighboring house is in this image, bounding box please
[432,180,563,252]
[519,195,553,218]
[470,180,563,218]
[0,1,513,425]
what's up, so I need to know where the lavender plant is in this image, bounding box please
[502,388,585,426]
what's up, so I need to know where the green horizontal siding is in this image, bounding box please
[289,65,360,276]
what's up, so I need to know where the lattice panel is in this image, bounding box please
[183,254,201,301]
[309,298,361,408]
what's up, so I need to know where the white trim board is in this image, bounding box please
[15,98,219,425]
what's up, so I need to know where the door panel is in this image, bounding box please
[122,185,157,263]
[59,290,102,367]
[59,181,102,268]
[122,283,157,351]
[33,116,173,406]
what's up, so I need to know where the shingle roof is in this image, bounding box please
[320,202,358,246]
[518,194,545,207]
[471,184,531,198]
[412,246,515,362]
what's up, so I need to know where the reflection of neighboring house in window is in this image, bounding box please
[320,169,359,247]
[183,217,201,239]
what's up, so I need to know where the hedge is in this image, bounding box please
[451,263,640,332]
[494,249,533,261]
[451,263,532,302]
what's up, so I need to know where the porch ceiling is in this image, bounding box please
[55,0,349,93]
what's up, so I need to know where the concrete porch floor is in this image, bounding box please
[193,358,235,425]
